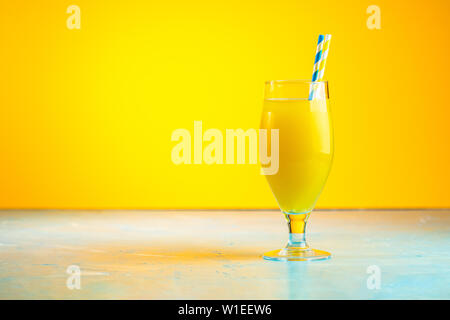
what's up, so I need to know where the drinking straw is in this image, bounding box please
[309,34,332,100]
[311,35,325,83]
[317,34,332,81]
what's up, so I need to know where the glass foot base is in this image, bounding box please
[263,248,331,262]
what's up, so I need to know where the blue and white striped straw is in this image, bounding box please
[309,34,331,100]
[311,34,325,83]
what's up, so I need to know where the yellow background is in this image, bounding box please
[0,0,449,209]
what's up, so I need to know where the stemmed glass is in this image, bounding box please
[260,80,333,261]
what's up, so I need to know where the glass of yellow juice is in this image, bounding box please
[261,80,333,261]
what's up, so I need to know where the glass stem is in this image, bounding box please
[284,212,311,250]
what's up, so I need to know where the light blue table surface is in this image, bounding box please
[0,210,449,299]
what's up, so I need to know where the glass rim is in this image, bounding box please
[265,79,328,85]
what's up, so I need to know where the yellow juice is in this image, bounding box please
[261,98,333,213]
